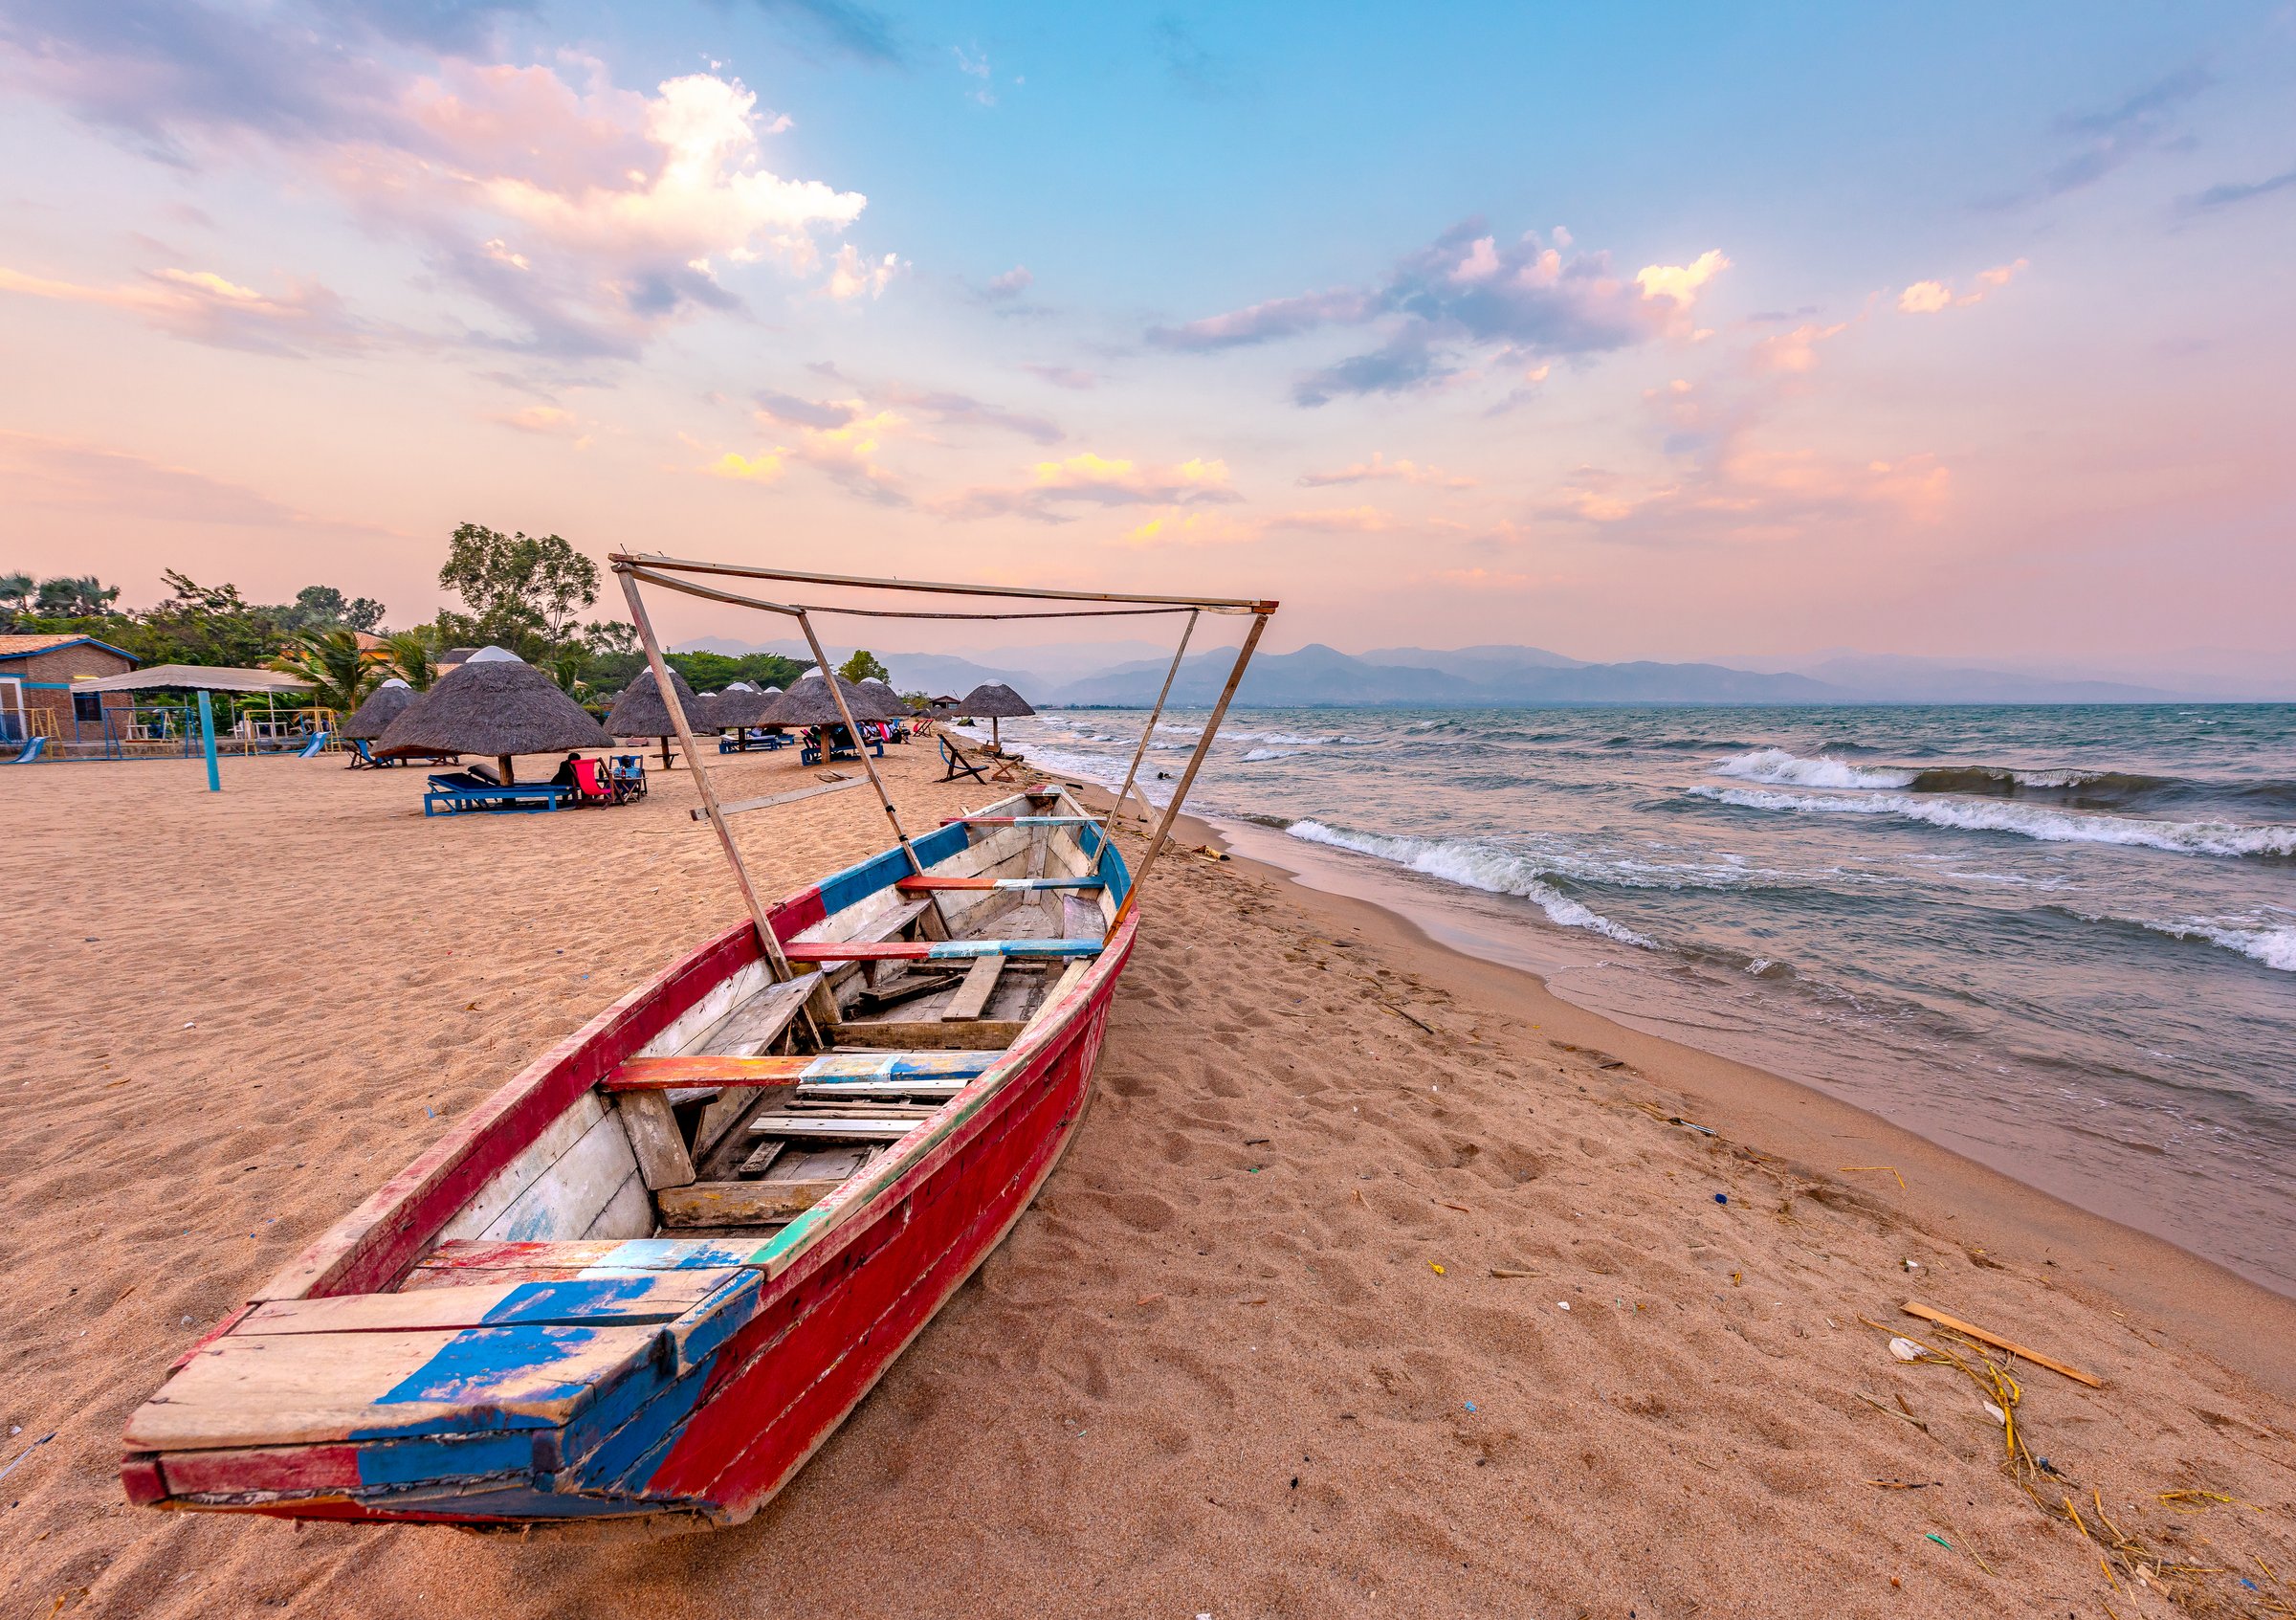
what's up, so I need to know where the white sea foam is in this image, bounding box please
[1691,786,2296,858]
[2153,921,2296,972]
[1242,748,1303,762]
[1287,820,1653,946]
[1711,748,1918,788]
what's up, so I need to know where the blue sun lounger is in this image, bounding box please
[423,772,569,816]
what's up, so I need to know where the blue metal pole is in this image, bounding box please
[198,690,219,791]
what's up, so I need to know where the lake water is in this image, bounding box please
[960,703,2296,1296]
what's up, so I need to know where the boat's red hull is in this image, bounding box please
[125,867,1134,1528]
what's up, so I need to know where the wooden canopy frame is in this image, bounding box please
[608,552,1276,960]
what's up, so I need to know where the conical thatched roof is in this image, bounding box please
[377,650,609,758]
[709,681,786,729]
[343,677,416,740]
[605,666,704,739]
[761,670,906,726]
[957,681,1036,719]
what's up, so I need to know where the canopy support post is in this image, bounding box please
[1115,610,1269,927]
[792,610,954,940]
[1098,608,1197,844]
[620,573,815,1032]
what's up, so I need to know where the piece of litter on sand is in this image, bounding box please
[1925,1534,1953,1550]
[1982,1401,2007,1425]
[1888,1337,1930,1362]
[1463,1400,1476,1412]
[1429,1263,1445,1275]
[1713,1193,1727,1205]
[1490,1268,1535,1278]
[0,1433,55,1481]
[1557,1301,1571,1311]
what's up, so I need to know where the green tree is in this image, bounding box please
[36,576,121,617]
[383,630,440,693]
[439,524,600,652]
[286,585,386,632]
[838,648,891,684]
[0,573,32,613]
[266,628,383,719]
[130,570,291,667]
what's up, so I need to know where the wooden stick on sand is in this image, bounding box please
[1901,1301,2103,1387]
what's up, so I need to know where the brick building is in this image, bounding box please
[0,634,139,743]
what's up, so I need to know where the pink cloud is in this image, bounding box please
[935,452,1241,522]
[0,265,389,356]
[1298,452,1476,489]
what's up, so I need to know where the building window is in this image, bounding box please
[74,692,103,723]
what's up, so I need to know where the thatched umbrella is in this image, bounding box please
[709,682,784,747]
[957,681,1035,748]
[376,647,609,784]
[343,677,416,740]
[760,671,905,739]
[605,665,704,767]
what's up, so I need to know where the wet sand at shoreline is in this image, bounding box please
[3,743,2291,1616]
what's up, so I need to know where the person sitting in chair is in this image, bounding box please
[549,751,585,788]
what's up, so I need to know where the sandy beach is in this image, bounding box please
[4,739,2293,1618]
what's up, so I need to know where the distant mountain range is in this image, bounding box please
[673,635,2294,707]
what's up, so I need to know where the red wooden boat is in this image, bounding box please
[121,558,1276,1534]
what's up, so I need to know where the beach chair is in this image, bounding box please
[610,755,649,800]
[569,757,628,807]
[987,751,1027,782]
[938,734,988,783]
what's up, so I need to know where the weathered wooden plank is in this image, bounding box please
[895,876,1105,892]
[640,958,773,1060]
[936,816,1095,826]
[157,1430,536,1498]
[409,1237,763,1276]
[1023,958,1093,1035]
[656,1180,847,1227]
[614,1091,696,1190]
[693,775,870,820]
[475,1110,641,1244]
[784,938,1104,963]
[580,1169,658,1241]
[433,1095,609,1246]
[702,972,822,1057]
[240,1272,739,1335]
[607,1056,806,1089]
[941,953,1005,1021]
[123,1322,661,1450]
[824,1019,1025,1051]
[746,1117,924,1141]
[610,1051,1003,1087]
[795,1077,968,1098]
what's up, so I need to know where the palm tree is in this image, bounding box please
[383,630,440,693]
[267,628,382,723]
[0,574,32,613]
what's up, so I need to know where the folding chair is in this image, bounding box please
[939,734,988,783]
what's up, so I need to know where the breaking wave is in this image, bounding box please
[1690,786,2296,858]
[1285,820,1653,946]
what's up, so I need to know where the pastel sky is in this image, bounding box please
[3,1,2292,662]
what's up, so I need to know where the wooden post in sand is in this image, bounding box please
[1098,608,1197,842]
[791,610,954,940]
[1116,610,1269,922]
[619,571,802,990]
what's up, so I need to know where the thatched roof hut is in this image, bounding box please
[709,681,785,732]
[376,647,609,782]
[761,669,906,728]
[956,681,1036,746]
[342,677,416,740]
[606,666,707,765]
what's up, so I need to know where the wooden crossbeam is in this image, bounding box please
[894,875,1106,892]
[691,775,870,821]
[938,815,1095,827]
[747,1116,922,1140]
[782,938,1104,964]
[605,1050,1006,1091]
